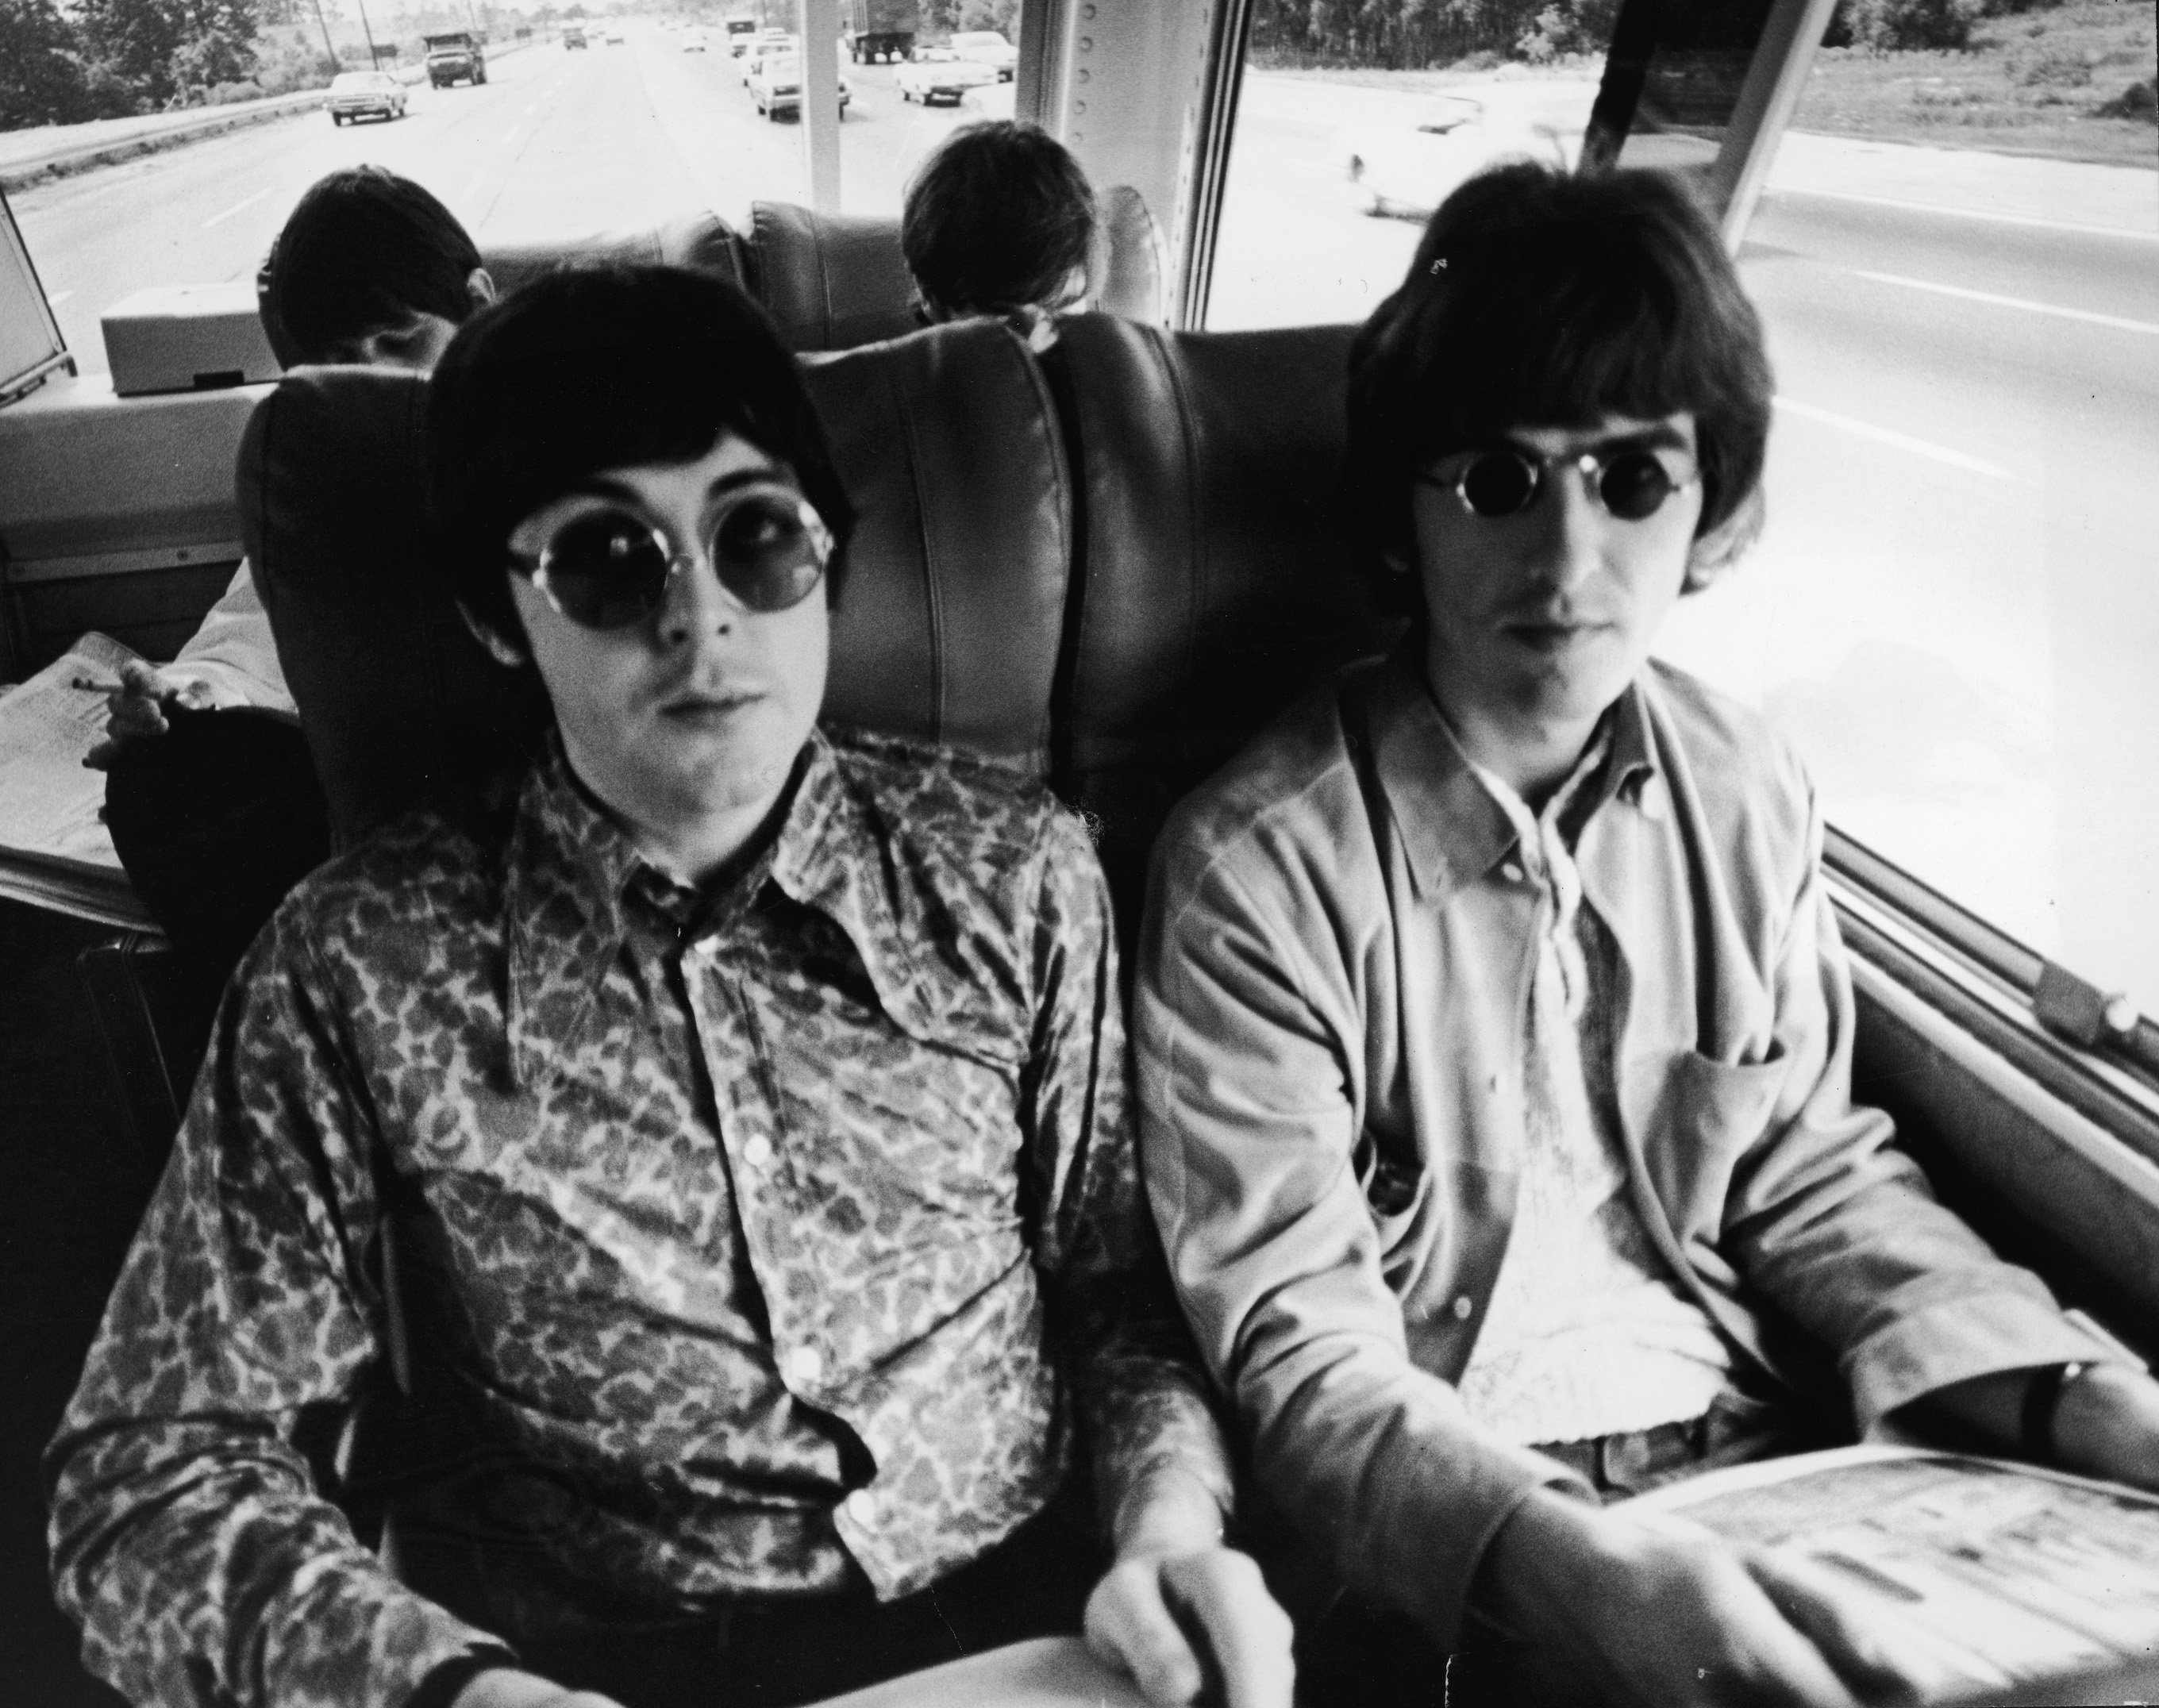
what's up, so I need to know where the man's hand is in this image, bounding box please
[1086,1472,1293,1708]
[2047,1364,2159,1491]
[1479,1489,1950,1708]
[81,660,219,769]
[1085,1546,1293,1708]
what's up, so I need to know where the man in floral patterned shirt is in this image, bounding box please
[48,267,1291,1708]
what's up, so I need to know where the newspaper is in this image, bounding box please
[1633,1445,2159,1698]
[0,632,158,931]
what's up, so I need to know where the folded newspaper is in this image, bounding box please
[1632,1445,2159,1702]
[0,632,158,931]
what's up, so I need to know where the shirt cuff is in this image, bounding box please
[1845,1290,2141,1434]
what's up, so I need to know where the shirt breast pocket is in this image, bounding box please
[1635,1049,1790,1241]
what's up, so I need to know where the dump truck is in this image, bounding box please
[842,0,915,63]
[423,29,486,87]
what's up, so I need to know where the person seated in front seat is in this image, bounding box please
[901,119,1095,351]
[88,165,494,988]
[48,265,1292,1708]
[1134,161,2159,1708]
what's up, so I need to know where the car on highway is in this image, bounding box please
[748,50,852,120]
[725,17,758,54]
[740,32,799,85]
[681,29,707,50]
[325,70,407,124]
[895,47,997,105]
[562,23,587,48]
[602,28,624,44]
[1340,78,1598,219]
[421,29,486,87]
[948,29,1015,80]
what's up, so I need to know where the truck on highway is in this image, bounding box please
[841,0,915,63]
[422,29,487,86]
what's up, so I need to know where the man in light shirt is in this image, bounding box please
[1135,162,2159,1706]
[89,166,492,980]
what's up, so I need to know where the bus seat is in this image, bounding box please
[1043,314,1405,933]
[239,317,1072,847]
[749,202,922,353]
[480,209,751,302]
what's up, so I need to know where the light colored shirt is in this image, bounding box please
[1455,726,1733,1446]
[164,559,296,717]
[50,728,1232,1708]
[1137,640,2120,1648]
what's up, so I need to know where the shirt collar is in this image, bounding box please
[1364,637,1661,907]
[504,728,911,1083]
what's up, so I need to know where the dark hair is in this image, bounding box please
[1345,163,1774,605]
[260,167,483,365]
[427,265,856,649]
[902,121,1096,318]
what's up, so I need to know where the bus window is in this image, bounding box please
[1,0,1022,381]
[1204,0,2159,1012]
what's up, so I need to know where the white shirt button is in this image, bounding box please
[785,1345,824,1386]
[1499,861,1526,884]
[845,1488,880,1526]
[1453,1294,1475,1321]
[741,1135,774,1170]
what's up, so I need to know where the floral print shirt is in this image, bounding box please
[48,728,1230,1708]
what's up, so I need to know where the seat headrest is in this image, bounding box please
[749,202,922,352]
[1045,314,1405,929]
[237,366,548,850]
[241,319,1071,846]
[482,208,749,300]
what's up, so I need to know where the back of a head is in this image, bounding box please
[260,166,483,366]
[901,120,1097,319]
[1345,162,1773,591]
[428,264,856,648]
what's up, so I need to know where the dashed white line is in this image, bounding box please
[1773,395,2012,479]
[47,290,72,306]
[464,171,489,198]
[1850,269,2159,337]
[201,187,269,229]
[524,102,538,113]
[500,125,519,144]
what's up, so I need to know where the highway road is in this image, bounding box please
[11,33,2159,994]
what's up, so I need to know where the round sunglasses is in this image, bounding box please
[510,485,833,632]
[1422,443,1700,522]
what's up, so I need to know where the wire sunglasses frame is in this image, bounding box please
[1418,441,1702,522]
[509,484,834,633]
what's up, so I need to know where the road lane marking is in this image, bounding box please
[524,102,538,113]
[464,171,489,197]
[1850,270,2159,337]
[48,290,72,305]
[201,187,269,229]
[500,125,519,143]
[1773,395,2011,479]
[1773,187,2159,244]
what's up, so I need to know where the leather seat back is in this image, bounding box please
[1045,314,1405,932]
[482,209,750,300]
[241,319,1072,847]
[750,203,923,352]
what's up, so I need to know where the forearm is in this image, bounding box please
[52,1419,495,1708]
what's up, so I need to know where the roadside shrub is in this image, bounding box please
[2096,78,2155,120]
[2019,50,2092,83]
[1846,0,1978,51]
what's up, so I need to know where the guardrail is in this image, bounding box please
[0,39,541,194]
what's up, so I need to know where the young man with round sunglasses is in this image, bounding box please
[48,267,1292,1708]
[1134,163,2159,1707]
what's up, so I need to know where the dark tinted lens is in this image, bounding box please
[710,492,827,613]
[1457,452,1540,518]
[1595,452,1676,521]
[543,511,672,629]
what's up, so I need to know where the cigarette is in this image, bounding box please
[71,673,125,694]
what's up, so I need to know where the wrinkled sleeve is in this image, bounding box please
[1724,780,2127,1428]
[1135,825,1583,1648]
[45,906,506,1708]
[1021,807,1237,1541]
[163,560,298,717]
